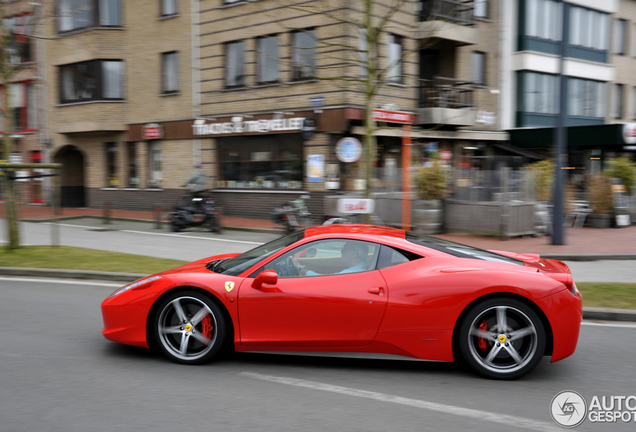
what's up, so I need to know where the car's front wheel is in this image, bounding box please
[153,291,227,365]
[459,298,546,379]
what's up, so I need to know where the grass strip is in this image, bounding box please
[0,246,188,275]
[578,283,636,310]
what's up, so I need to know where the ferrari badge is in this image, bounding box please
[225,281,235,292]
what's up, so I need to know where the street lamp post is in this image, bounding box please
[552,0,569,245]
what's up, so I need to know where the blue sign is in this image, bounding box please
[310,96,325,107]
[336,137,362,163]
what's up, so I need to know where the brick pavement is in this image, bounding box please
[3,203,636,256]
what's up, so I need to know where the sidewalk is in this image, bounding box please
[3,203,636,258]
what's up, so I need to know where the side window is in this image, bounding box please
[376,245,422,270]
[262,239,380,278]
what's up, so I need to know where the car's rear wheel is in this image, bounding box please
[459,298,546,380]
[154,291,226,365]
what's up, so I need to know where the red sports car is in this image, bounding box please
[101,224,582,379]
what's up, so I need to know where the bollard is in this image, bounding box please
[103,202,112,225]
[153,206,162,229]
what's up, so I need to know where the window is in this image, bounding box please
[263,239,381,278]
[568,78,605,118]
[377,245,421,270]
[386,34,403,83]
[474,0,487,19]
[612,84,624,119]
[106,142,118,187]
[291,29,316,80]
[570,6,608,50]
[127,143,139,187]
[521,72,559,115]
[257,35,279,83]
[359,28,368,77]
[148,142,162,188]
[525,0,562,41]
[161,0,177,16]
[219,135,303,189]
[225,41,245,87]
[614,19,627,55]
[59,60,124,103]
[4,14,33,64]
[58,0,121,33]
[6,82,37,132]
[472,51,485,85]
[162,52,179,93]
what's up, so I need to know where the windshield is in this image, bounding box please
[214,230,305,276]
[406,232,524,266]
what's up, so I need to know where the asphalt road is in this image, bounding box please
[1,277,635,432]
[2,218,636,283]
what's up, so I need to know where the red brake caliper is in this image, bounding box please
[201,315,213,346]
[478,320,488,352]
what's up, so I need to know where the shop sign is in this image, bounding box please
[476,111,496,126]
[302,117,317,141]
[371,109,414,124]
[440,149,453,160]
[143,123,164,140]
[337,198,375,214]
[307,154,325,183]
[192,117,305,136]
[310,96,325,107]
[336,137,362,163]
[623,123,636,144]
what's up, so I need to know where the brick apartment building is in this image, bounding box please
[0,0,46,204]
[36,0,636,219]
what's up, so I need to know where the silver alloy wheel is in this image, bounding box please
[466,305,538,375]
[157,296,218,362]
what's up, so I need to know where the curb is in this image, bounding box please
[1,267,635,322]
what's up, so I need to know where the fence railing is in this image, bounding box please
[420,0,476,25]
[419,76,475,109]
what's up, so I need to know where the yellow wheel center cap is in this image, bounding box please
[498,335,507,343]
[184,324,193,332]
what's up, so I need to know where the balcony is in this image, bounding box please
[417,76,475,126]
[417,0,476,45]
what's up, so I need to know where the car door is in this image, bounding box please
[237,239,387,348]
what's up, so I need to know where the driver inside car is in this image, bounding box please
[291,241,368,276]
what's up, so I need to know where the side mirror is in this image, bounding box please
[251,269,278,289]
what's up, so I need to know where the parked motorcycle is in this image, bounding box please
[169,193,222,233]
[272,194,312,233]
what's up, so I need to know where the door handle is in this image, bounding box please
[368,287,384,295]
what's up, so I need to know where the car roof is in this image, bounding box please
[304,224,406,240]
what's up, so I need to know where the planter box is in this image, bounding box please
[444,199,536,237]
[587,213,613,229]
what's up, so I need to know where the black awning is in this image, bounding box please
[492,142,544,160]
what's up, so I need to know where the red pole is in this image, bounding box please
[402,124,412,230]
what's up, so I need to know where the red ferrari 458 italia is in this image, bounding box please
[101,224,582,379]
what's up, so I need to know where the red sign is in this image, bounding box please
[143,123,164,140]
[440,149,453,161]
[371,110,414,124]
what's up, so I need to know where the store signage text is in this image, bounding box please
[192,117,305,136]
[623,123,636,145]
[371,110,414,124]
[338,198,375,214]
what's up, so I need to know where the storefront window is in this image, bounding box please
[148,141,162,188]
[218,135,303,189]
[127,142,139,187]
[106,142,118,187]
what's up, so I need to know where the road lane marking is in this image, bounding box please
[44,222,265,245]
[0,276,120,287]
[240,372,561,432]
[582,321,636,329]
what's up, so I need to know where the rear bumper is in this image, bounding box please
[537,286,583,362]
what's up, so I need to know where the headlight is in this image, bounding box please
[108,275,163,298]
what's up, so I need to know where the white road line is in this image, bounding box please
[0,276,120,287]
[240,372,561,432]
[582,321,636,329]
[44,222,264,245]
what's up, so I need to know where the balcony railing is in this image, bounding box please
[420,0,475,25]
[419,76,475,109]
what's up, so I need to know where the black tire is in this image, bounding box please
[169,218,181,232]
[458,298,546,380]
[153,291,227,365]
